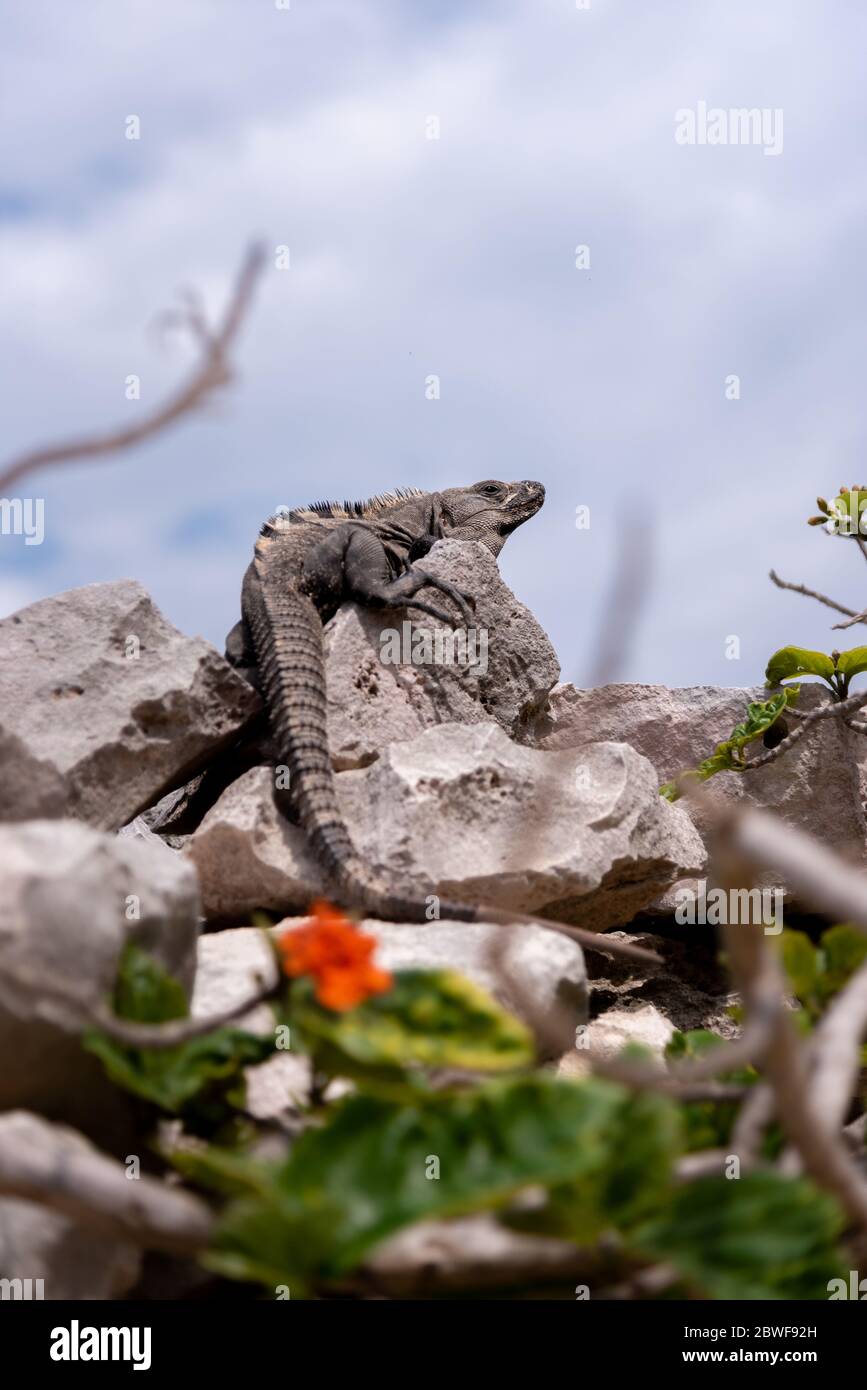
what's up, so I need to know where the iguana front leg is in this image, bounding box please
[301,523,475,625]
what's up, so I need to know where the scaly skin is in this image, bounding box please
[229,480,545,922]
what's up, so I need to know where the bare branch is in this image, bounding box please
[701,798,867,1229]
[0,953,278,1050]
[834,605,867,630]
[0,243,266,495]
[807,959,867,1132]
[741,685,867,771]
[88,976,276,1049]
[766,569,861,625]
[485,907,662,966]
[768,568,862,622]
[676,1149,732,1181]
[0,1112,212,1255]
[586,1016,772,1092]
[585,504,654,686]
[722,804,867,934]
[731,1083,775,1166]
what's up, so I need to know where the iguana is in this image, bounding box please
[224,478,545,923]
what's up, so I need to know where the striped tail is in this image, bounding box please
[246,578,475,923]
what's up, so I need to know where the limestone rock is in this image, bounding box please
[0,580,260,830]
[0,1198,139,1301]
[185,766,325,921]
[187,726,705,929]
[343,724,706,929]
[532,682,866,864]
[323,539,559,769]
[0,819,200,1149]
[193,915,587,1061]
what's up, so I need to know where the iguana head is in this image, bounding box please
[439,479,545,556]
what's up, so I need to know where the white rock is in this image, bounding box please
[0,820,200,1148]
[560,1003,675,1079]
[193,914,588,1062]
[343,724,706,928]
[185,766,325,921]
[0,580,261,829]
[0,1199,139,1301]
[188,724,705,930]
[533,682,866,864]
[323,539,560,768]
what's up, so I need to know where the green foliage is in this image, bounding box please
[193,1071,843,1300]
[764,646,835,687]
[110,941,189,1023]
[199,1075,678,1287]
[814,486,867,536]
[83,945,274,1134]
[778,925,867,1022]
[634,1171,844,1300]
[664,1030,757,1151]
[286,969,534,1088]
[90,931,851,1302]
[660,690,798,801]
[765,643,867,698]
[835,647,867,681]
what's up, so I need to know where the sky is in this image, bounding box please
[2,0,867,688]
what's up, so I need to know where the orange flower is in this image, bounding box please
[278,901,393,1012]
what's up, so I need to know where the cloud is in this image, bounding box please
[1,0,866,686]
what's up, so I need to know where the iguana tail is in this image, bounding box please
[245,576,476,923]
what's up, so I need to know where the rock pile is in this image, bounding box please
[5,545,813,1297]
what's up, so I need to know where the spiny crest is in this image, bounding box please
[259,487,426,538]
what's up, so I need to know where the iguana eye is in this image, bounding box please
[479,483,502,495]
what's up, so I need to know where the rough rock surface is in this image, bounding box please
[559,926,738,1075]
[0,1196,139,1300]
[356,1215,588,1297]
[193,916,588,1060]
[185,766,325,920]
[532,682,867,863]
[0,580,261,829]
[0,1113,148,1299]
[187,726,705,929]
[322,539,560,769]
[0,820,201,1149]
[344,724,705,928]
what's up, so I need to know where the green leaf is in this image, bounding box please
[778,930,819,1005]
[287,969,534,1080]
[208,1075,678,1285]
[659,690,796,801]
[826,488,867,536]
[818,924,867,1004]
[664,1031,758,1151]
[633,1171,845,1300]
[765,646,836,687]
[171,1145,277,1201]
[84,1027,274,1116]
[776,925,867,1022]
[834,647,867,680]
[83,944,275,1131]
[110,943,188,1024]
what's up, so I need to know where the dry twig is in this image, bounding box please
[768,568,862,622]
[0,243,266,494]
[741,685,867,770]
[0,1112,212,1255]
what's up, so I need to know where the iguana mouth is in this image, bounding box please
[499,481,545,533]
